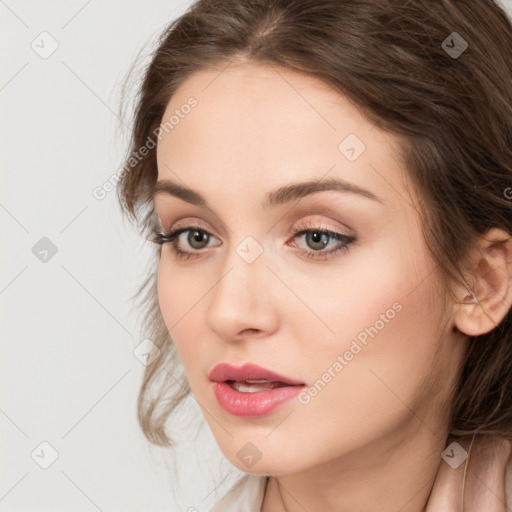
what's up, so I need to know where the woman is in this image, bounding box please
[117,0,512,510]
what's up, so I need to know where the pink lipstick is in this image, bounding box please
[208,362,305,417]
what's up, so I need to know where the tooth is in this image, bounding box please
[232,381,276,393]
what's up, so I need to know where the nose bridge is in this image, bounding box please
[205,234,277,338]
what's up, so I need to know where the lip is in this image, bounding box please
[208,362,305,417]
[208,362,304,385]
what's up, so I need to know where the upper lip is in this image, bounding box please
[208,362,304,386]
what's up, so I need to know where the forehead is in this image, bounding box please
[155,61,409,207]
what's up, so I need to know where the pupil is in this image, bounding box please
[309,231,328,250]
[189,230,208,248]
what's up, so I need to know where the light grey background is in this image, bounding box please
[0,1,243,511]
[1,1,511,511]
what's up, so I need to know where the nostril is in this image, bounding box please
[239,328,261,336]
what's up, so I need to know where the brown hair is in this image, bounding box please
[117,0,512,447]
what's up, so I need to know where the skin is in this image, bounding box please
[152,60,509,511]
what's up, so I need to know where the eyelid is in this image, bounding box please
[153,202,231,238]
[156,214,355,243]
[289,216,355,238]
[168,217,210,231]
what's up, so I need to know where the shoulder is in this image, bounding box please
[210,474,268,512]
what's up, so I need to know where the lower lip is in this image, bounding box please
[212,382,304,417]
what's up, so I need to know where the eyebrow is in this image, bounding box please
[152,177,384,208]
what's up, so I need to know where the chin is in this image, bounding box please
[219,441,311,476]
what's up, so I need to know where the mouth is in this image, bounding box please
[225,379,292,393]
[208,363,305,417]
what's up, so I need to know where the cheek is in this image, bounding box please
[285,231,440,356]
[156,256,197,353]
[156,255,215,385]
[156,249,206,321]
[157,257,175,329]
[292,235,447,423]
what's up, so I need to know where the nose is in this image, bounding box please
[205,244,280,342]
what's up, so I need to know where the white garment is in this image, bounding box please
[210,460,512,512]
[210,474,267,512]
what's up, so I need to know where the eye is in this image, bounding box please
[288,222,356,260]
[151,222,356,261]
[152,225,219,260]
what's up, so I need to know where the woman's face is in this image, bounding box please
[153,61,466,475]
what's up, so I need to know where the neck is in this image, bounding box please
[261,422,448,512]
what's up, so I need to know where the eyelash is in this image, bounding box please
[152,222,356,261]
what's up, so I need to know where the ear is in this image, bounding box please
[452,227,512,337]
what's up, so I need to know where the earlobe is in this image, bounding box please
[453,228,512,337]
